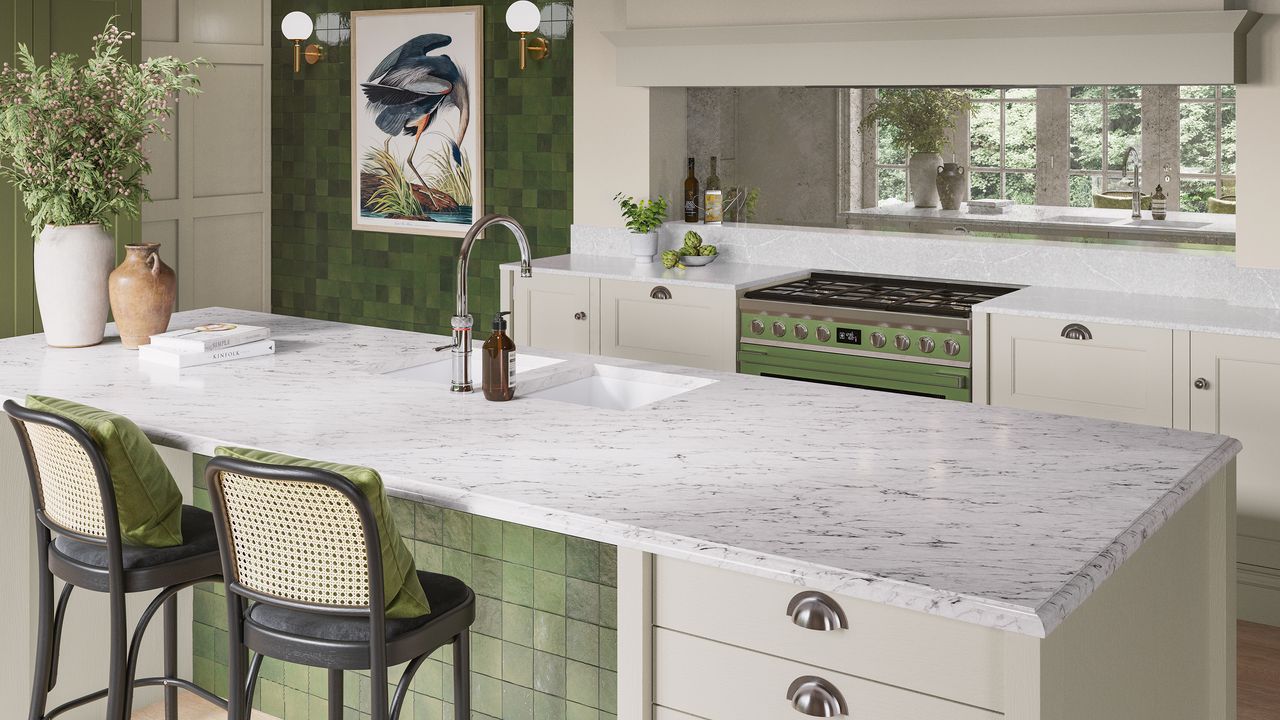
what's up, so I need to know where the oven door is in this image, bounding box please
[738,342,971,402]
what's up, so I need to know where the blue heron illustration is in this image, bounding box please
[360,33,470,188]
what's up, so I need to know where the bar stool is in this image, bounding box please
[4,400,226,720]
[205,455,476,720]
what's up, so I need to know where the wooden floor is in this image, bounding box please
[138,621,1280,719]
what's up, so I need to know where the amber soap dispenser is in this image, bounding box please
[482,311,517,401]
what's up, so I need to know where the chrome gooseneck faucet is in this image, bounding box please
[1121,145,1142,220]
[446,214,533,393]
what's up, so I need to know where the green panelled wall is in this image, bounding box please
[191,454,618,720]
[0,0,141,340]
[271,0,573,334]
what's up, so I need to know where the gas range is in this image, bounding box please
[737,272,1021,401]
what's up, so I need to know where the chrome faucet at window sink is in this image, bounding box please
[435,214,533,393]
[1121,145,1142,220]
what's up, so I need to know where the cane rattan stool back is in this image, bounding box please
[7,404,113,541]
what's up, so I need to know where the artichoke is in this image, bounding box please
[661,250,684,269]
[699,244,718,256]
[682,231,703,250]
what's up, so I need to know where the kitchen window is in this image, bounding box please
[1179,85,1236,212]
[968,88,1037,204]
[872,104,909,205]
[1067,85,1143,208]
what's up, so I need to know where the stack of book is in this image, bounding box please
[139,323,274,368]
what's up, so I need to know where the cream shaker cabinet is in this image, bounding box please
[988,314,1175,427]
[1190,331,1280,624]
[504,272,738,371]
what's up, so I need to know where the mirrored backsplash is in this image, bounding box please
[676,86,1236,246]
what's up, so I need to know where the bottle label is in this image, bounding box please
[509,351,516,391]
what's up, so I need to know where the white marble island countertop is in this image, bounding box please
[0,309,1240,638]
[501,254,808,290]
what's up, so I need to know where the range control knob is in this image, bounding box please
[919,337,936,354]
[793,324,809,340]
[816,326,831,342]
[750,319,765,335]
[870,332,887,348]
[943,339,962,356]
[894,334,912,351]
[772,321,787,338]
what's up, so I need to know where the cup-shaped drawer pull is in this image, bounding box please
[787,676,848,717]
[650,285,673,300]
[786,591,848,631]
[1060,323,1092,341]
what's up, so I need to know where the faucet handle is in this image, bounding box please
[434,341,456,352]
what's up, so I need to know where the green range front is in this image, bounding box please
[736,273,1020,402]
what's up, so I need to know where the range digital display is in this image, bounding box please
[836,328,862,345]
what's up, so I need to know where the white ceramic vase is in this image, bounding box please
[34,224,115,348]
[630,231,659,264]
[908,152,944,208]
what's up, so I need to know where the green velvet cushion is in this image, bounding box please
[214,447,430,619]
[25,395,184,548]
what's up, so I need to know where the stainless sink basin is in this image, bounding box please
[382,347,563,384]
[1042,215,1125,225]
[1122,219,1212,230]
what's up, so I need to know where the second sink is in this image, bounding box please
[526,364,716,411]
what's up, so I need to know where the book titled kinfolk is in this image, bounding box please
[139,339,276,369]
[149,323,271,353]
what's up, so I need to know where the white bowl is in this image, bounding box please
[680,254,718,267]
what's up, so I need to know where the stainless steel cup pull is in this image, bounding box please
[787,676,848,717]
[787,591,848,631]
[1061,323,1093,341]
[650,286,673,300]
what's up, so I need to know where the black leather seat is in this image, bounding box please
[244,571,476,669]
[50,506,222,593]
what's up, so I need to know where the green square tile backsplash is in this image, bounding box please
[271,0,573,334]
[192,452,616,720]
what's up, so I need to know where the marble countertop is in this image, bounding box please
[976,285,1280,339]
[0,309,1239,637]
[845,203,1235,243]
[501,254,808,290]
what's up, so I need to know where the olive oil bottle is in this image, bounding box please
[683,157,700,223]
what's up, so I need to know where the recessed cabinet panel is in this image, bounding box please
[990,314,1174,427]
[1191,333,1280,569]
[599,279,736,371]
[512,274,592,354]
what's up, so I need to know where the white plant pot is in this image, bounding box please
[34,224,115,348]
[908,152,944,208]
[630,231,659,264]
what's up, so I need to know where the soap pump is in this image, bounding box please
[482,311,516,401]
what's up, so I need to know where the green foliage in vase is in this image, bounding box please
[860,89,971,156]
[0,20,202,237]
[613,193,669,234]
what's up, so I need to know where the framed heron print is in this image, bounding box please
[351,6,483,236]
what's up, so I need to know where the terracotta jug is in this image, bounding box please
[109,243,176,349]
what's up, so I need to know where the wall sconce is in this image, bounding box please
[281,11,324,73]
[506,1,548,71]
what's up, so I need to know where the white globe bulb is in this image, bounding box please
[281,11,314,41]
[505,1,541,33]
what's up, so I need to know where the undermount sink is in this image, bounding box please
[383,348,563,383]
[526,364,716,411]
[1123,219,1212,230]
[1042,215,1126,225]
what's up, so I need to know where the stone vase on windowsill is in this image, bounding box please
[908,152,944,208]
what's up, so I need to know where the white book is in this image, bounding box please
[149,323,271,353]
[139,339,275,369]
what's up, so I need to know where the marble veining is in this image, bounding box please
[500,254,807,290]
[975,285,1280,340]
[0,309,1239,637]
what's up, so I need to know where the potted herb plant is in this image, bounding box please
[613,193,669,264]
[0,21,201,347]
[859,89,971,209]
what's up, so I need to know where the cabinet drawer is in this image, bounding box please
[654,629,1001,720]
[597,279,735,371]
[652,557,1003,711]
[989,314,1173,426]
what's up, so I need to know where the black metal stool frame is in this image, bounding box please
[4,400,227,720]
[206,456,473,720]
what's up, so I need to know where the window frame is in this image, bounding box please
[1178,85,1236,209]
[1066,86,1144,208]
[968,89,1037,204]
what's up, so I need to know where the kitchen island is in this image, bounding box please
[0,309,1240,719]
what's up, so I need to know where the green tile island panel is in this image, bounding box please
[192,454,617,720]
[271,0,573,336]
